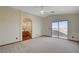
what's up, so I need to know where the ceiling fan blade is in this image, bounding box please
[44,11,54,14]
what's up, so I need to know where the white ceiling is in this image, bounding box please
[11,6,79,17]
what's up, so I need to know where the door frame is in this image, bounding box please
[51,20,69,39]
[20,18,32,41]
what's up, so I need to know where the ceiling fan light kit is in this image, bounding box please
[40,10,44,14]
[40,6,54,14]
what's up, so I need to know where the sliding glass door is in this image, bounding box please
[52,21,68,39]
[59,21,68,39]
[52,22,58,38]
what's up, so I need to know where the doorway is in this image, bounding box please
[52,20,68,39]
[21,18,32,41]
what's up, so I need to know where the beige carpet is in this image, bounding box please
[0,37,79,53]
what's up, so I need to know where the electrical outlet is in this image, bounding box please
[16,37,18,39]
[72,36,75,38]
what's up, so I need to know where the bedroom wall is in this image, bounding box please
[0,7,20,45]
[0,7,43,45]
[42,14,79,41]
[20,11,43,38]
[76,14,79,40]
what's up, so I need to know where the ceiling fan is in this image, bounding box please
[40,6,54,14]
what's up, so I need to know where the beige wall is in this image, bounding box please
[42,14,79,41]
[76,14,79,40]
[0,6,79,46]
[0,7,43,45]
[0,7,20,45]
[20,11,43,38]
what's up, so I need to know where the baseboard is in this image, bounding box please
[32,35,42,39]
[0,40,22,47]
[41,35,51,37]
[1,37,78,47]
[68,39,79,43]
[0,36,42,47]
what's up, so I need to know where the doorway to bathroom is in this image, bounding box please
[21,18,32,41]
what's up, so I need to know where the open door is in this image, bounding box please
[21,18,32,41]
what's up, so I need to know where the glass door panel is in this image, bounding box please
[52,21,68,39]
[52,22,58,38]
[59,21,68,39]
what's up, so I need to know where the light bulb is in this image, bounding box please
[40,10,44,14]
